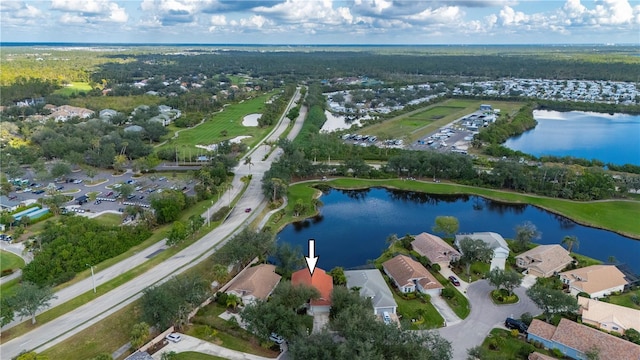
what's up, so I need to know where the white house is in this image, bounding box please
[455,232,510,270]
[559,265,628,299]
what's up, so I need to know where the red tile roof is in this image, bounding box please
[291,268,333,306]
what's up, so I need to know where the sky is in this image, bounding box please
[1,0,639,45]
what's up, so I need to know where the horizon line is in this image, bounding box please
[1,42,638,47]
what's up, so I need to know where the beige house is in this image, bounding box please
[559,265,628,299]
[382,255,443,296]
[578,297,640,335]
[411,232,461,267]
[225,264,281,306]
[515,244,573,277]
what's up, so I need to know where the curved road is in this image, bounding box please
[1,88,305,358]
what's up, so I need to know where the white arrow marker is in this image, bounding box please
[305,239,319,276]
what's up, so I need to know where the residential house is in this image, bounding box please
[225,264,281,306]
[47,105,95,122]
[345,269,397,316]
[124,125,145,133]
[291,268,333,315]
[559,265,628,298]
[578,297,640,335]
[455,232,510,270]
[515,245,573,277]
[382,255,443,296]
[99,109,119,120]
[411,232,461,267]
[0,195,22,212]
[527,318,640,360]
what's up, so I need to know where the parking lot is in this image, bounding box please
[7,169,196,219]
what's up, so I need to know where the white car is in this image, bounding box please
[269,333,285,344]
[165,333,182,343]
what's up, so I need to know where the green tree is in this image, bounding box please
[49,161,72,180]
[514,221,541,252]
[12,282,57,324]
[432,216,460,238]
[129,322,150,349]
[293,198,305,216]
[16,352,48,360]
[526,283,578,322]
[562,235,579,253]
[458,237,493,277]
[167,221,188,246]
[1,296,15,327]
[487,268,522,296]
[329,267,347,286]
[271,242,304,279]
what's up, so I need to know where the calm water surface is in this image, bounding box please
[277,188,640,273]
[504,110,640,166]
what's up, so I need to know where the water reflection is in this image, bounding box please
[277,188,640,273]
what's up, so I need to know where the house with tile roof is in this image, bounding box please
[382,255,443,296]
[578,296,640,335]
[411,232,461,267]
[455,232,510,270]
[515,245,573,277]
[527,318,640,360]
[291,268,333,315]
[345,269,397,316]
[559,265,628,299]
[225,264,281,306]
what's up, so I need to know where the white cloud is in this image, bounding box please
[406,5,463,24]
[254,0,354,26]
[59,13,88,24]
[499,5,529,25]
[210,15,227,26]
[51,0,128,23]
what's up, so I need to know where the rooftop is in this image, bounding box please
[516,244,573,275]
[411,232,460,264]
[345,269,397,310]
[382,254,443,291]
[578,296,640,333]
[291,268,333,306]
[559,265,628,294]
[225,264,281,301]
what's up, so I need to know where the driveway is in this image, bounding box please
[438,267,470,297]
[436,280,541,360]
[153,334,278,360]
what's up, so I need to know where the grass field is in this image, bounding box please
[93,213,123,227]
[480,328,548,359]
[158,92,278,158]
[53,82,93,96]
[69,95,165,113]
[1,250,24,273]
[174,352,228,360]
[358,99,526,143]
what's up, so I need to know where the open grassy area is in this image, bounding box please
[41,301,141,360]
[607,288,640,310]
[359,99,526,143]
[1,250,25,272]
[394,291,444,330]
[479,328,550,360]
[158,92,279,157]
[69,95,165,113]
[53,82,93,96]
[313,178,640,238]
[93,213,124,227]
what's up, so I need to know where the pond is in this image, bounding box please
[277,188,640,273]
[504,110,640,166]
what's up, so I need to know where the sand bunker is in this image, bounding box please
[242,114,261,127]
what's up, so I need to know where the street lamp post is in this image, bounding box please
[86,264,96,293]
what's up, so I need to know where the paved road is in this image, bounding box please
[1,88,304,359]
[436,280,541,360]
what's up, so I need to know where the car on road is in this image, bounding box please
[244,208,252,213]
[165,333,182,343]
[57,186,65,191]
[269,333,285,344]
[106,191,113,197]
[33,189,45,195]
[448,276,461,286]
[505,318,528,334]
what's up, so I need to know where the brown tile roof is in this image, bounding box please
[552,318,640,360]
[559,265,628,294]
[578,297,640,333]
[528,319,557,341]
[411,232,461,264]
[291,268,333,306]
[382,255,443,291]
[225,264,281,301]
[516,245,573,276]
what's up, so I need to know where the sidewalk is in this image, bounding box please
[153,334,279,360]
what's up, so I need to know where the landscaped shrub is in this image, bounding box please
[441,287,455,299]
[521,312,533,326]
[431,263,441,272]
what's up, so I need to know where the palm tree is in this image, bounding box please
[386,233,399,247]
[562,235,579,253]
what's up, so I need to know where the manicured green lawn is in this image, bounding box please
[53,82,93,96]
[479,328,545,360]
[607,289,640,310]
[491,289,519,305]
[393,292,444,330]
[174,352,229,360]
[1,250,25,272]
[69,95,165,113]
[158,92,279,157]
[93,213,123,227]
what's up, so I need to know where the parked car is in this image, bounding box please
[106,191,114,197]
[33,189,45,195]
[127,194,135,200]
[448,276,461,286]
[57,186,65,191]
[244,208,252,213]
[505,318,528,334]
[165,333,182,343]
[269,333,285,344]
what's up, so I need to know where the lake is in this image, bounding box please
[277,188,640,273]
[504,110,640,166]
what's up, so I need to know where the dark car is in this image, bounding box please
[33,189,45,195]
[448,275,461,286]
[244,208,252,213]
[505,318,528,334]
[57,185,65,191]
[106,191,114,197]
